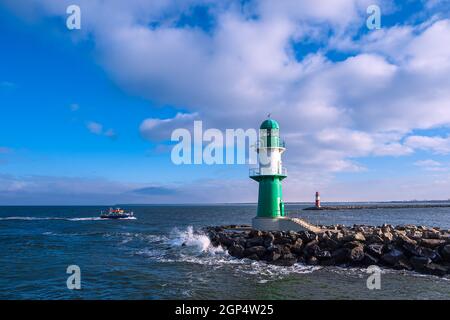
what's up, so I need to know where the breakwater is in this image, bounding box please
[204,224,450,276]
[303,204,450,210]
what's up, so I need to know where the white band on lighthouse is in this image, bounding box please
[258,147,284,175]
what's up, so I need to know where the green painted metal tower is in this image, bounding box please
[250,118,287,220]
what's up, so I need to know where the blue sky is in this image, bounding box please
[1,0,450,204]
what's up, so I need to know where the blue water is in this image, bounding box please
[0,204,449,299]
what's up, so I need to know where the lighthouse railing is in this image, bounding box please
[254,140,286,149]
[249,167,287,176]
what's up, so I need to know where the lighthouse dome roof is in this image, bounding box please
[260,119,279,130]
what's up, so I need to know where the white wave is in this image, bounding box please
[68,216,137,221]
[67,217,103,221]
[0,217,61,220]
[0,216,136,221]
[0,216,63,221]
[169,226,224,254]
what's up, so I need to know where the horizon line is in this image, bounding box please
[1,199,450,206]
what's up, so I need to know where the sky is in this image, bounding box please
[1,0,450,204]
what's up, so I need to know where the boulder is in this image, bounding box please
[247,254,260,261]
[372,229,383,237]
[363,253,379,265]
[420,239,446,249]
[409,256,431,270]
[440,244,450,261]
[293,238,303,247]
[366,234,384,244]
[318,232,329,242]
[263,233,275,247]
[322,238,341,250]
[287,231,298,241]
[422,230,441,239]
[442,234,450,244]
[272,231,283,239]
[349,246,365,262]
[281,245,292,256]
[382,232,394,243]
[381,249,405,266]
[395,234,417,246]
[406,231,423,240]
[265,251,281,262]
[393,258,413,271]
[244,246,266,258]
[273,237,292,245]
[228,243,245,258]
[299,231,318,242]
[354,232,366,242]
[401,242,439,261]
[306,256,319,265]
[315,250,332,260]
[304,239,319,250]
[331,248,350,264]
[306,232,318,242]
[423,263,448,276]
[342,232,366,242]
[343,241,364,249]
[366,243,384,256]
[331,231,344,241]
[304,242,321,257]
[249,230,262,238]
[246,236,265,248]
[290,242,304,255]
[281,253,296,260]
[218,234,234,247]
[267,245,282,254]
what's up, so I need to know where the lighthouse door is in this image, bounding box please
[279,201,285,217]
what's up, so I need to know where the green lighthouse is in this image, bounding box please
[250,118,287,230]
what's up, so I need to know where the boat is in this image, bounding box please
[100,208,134,219]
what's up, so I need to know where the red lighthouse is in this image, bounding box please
[315,191,321,208]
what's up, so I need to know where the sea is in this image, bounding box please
[0,203,449,300]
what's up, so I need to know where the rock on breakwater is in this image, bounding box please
[203,224,450,276]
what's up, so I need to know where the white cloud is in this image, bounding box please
[414,159,447,171]
[86,121,117,139]
[86,121,103,135]
[405,135,450,154]
[140,112,198,141]
[415,159,442,167]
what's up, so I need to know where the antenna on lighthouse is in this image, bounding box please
[267,113,271,118]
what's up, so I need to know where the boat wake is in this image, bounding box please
[0,216,136,221]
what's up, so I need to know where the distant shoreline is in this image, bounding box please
[304,204,450,211]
